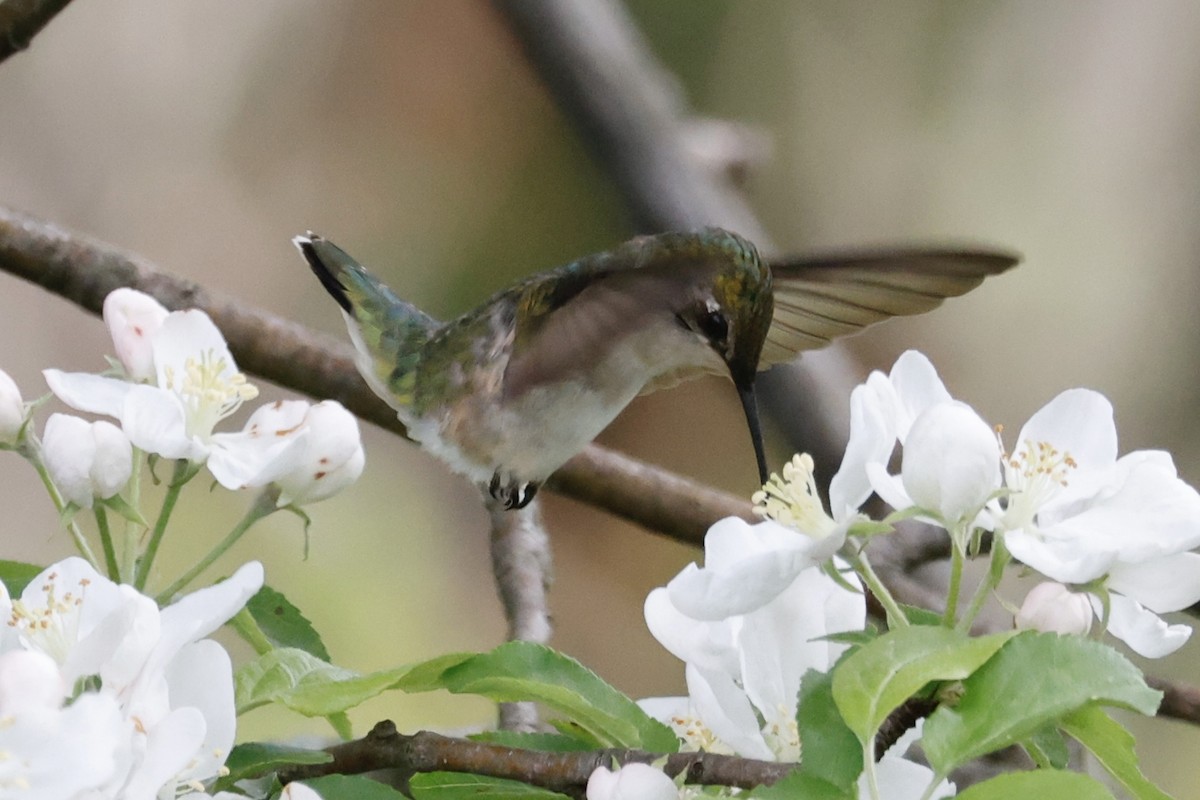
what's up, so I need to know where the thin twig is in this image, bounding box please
[277,720,792,794]
[486,495,553,732]
[0,0,74,64]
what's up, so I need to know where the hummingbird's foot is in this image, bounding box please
[488,472,539,510]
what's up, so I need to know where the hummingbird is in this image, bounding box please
[295,229,1016,510]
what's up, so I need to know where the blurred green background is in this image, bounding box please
[2,0,1199,793]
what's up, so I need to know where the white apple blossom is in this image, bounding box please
[0,368,24,445]
[42,414,133,508]
[192,398,365,503]
[645,557,865,762]
[104,288,170,382]
[1015,582,1092,636]
[0,557,263,798]
[586,763,683,800]
[264,400,365,506]
[863,394,999,530]
[0,650,125,800]
[999,390,1200,657]
[45,298,311,490]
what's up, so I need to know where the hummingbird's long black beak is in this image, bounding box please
[737,381,770,486]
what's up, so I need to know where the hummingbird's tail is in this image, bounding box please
[294,233,440,410]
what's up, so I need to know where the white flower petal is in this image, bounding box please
[830,379,897,517]
[166,640,236,786]
[643,588,739,675]
[0,650,65,715]
[1103,593,1192,659]
[281,784,325,800]
[901,402,999,525]
[120,705,207,800]
[866,461,914,514]
[586,763,679,800]
[0,368,24,443]
[121,384,203,460]
[1004,526,1116,584]
[1015,582,1092,635]
[888,350,953,441]
[104,288,169,382]
[43,369,133,417]
[90,420,133,499]
[152,310,238,390]
[686,665,775,761]
[43,413,98,508]
[738,565,864,730]
[1108,553,1200,613]
[1016,389,1117,482]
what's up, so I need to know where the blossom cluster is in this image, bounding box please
[0,557,262,799]
[609,350,1200,800]
[37,289,365,506]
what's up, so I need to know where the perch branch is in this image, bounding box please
[277,721,791,795]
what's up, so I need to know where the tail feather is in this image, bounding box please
[294,233,353,313]
[294,233,440,411]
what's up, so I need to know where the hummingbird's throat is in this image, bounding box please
[737,382,770,486]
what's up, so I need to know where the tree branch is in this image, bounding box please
[0,0,74,64]
[277,720,792,795]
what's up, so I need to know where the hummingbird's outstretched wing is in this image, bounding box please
[758,248,1019,368]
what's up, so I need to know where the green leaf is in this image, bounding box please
[245,585,331,661]
[954,770,1115,800]
[923,632,1162,774]
[897,604,945,627]
[795,669,861,791]
[409,772,571,799]
[403,642,677,752]
[832,626,1015,747]
[1022,725,1069,770]
[469,730,594,752]
[100,493,149,527]
[326,710,353,741]
[0,559,42,596]
[300,774,410,800]
[392,652,477,692]
[235,648,410,717]
[216,742,332,788]
[1061,705,1174,800]
[746,769,853,800]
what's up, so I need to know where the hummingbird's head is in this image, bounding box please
[665,229,774,484]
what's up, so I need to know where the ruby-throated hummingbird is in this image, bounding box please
[295,229,1016,510]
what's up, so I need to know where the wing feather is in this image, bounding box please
[760,248,1018,368]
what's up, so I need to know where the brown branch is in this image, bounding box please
[277,721,792,795]
[0,0,74,63]
[0,204,752,545]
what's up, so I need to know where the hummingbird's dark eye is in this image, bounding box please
[696,309,729,343]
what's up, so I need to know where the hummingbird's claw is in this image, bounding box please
[487,472,539,510]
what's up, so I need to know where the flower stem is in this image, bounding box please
[851,545,909,629]
[918,772,951,800]
[956,534,1010,634]
[156,489,277,603]
[943,536,965,626]
[94,505,120,582]
[23,437,101,570]
[135,459,192,592]
[121,446,145,583]
[229,607,273,655]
